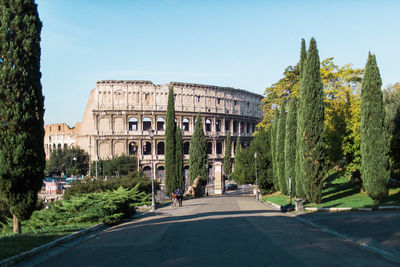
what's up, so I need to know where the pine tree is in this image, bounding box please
[232,135,241,182]
[175,126,185,190]
[360,53,390,202]
[271,108,280,191]
[223,130,232,178]
[298,38,325,203]
[285,96,297,196]
[295,39,307,199]
[0,0,45,234]
[276,103,287,194]
[189,114,208,184]
[165,87,176,194]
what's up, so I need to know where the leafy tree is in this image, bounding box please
[285,96,297,196]
[232,138,253,184]
[46,147,89,177]
[175,126,184,190]
[270,108,279,191]
[165,86,176,194]
[360,53,390,202]
[295,39,307,199]
[223,130,232,178]
[189,114,207,183]
[383,82,400,174]
[298,38,325,203]
[276,103,287,194]
[260,65,299,129]
[250,129,274,194]
[0,0,45,233]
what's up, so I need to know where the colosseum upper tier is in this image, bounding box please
[44,80,263,184]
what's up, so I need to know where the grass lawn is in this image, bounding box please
[261,171,400,209]
[0,223,95,260]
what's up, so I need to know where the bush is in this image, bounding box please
[20,185,150,231]
[63,171,158,200]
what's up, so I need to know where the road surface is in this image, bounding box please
[21,193,398,266]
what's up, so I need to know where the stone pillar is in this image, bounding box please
[214,162,224,195]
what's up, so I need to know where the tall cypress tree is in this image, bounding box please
[285,96,297,196]
[295,39,307,199]
[276,103,287,194]
[360,53,390,202]
[189,114,208,184]
[223,130,232,178]
[299,38,325,203]
[0,0,45,234]
[271,108,280,191]
[175,126,185,190]
[165,87,176,194]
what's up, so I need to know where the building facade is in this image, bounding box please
[44,80,263,188]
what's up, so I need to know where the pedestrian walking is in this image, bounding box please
[171,192,178,207]
[174,187,183,207]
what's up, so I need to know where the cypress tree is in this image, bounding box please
[276,103,287,194]
[189,114,208,184]
[285,96,297,196]
[360,53,390,202]
[298,38,325,203]
[295,39,307,199]
[165,87,176,194]
[223,130,232,178]
[271,108,280,191]
[0,0,45,234]
[175,126,185,190]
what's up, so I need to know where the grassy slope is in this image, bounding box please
[262,171,400,208]
[0,223,94,260]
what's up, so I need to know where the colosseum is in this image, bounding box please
[44,80,263,191]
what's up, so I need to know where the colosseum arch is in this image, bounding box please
[157,117,165,131]
[128,117,138,131]
[143,117,152,131]
[128,142,138,155]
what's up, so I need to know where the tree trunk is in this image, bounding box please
[13,215,21,234]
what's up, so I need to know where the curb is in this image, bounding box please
[263,200,400,213]
[0,223,104,267]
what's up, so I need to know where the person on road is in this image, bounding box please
[174,187,183,207]
[171,192,177,207]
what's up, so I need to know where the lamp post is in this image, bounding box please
[148,128,156,211]
[254,152,259,201]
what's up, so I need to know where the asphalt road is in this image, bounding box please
[20,194,398,267]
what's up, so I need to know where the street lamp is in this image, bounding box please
[254,152,259,201]
[148,128,156,211]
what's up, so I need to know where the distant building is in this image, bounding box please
[44,80,263,188]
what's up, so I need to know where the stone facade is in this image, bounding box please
[44,80,263,189]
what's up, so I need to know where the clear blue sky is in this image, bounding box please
[37,0,400,126]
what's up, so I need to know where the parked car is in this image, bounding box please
[225,183,238,190]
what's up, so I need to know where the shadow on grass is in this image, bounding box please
[381,190,400,206]
[0,233,66,260]
[321,183,361,204]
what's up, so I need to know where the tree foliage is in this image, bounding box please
[360,53,390,202]
[47,147,89,177]
[175,126,184,190]
[383,82,400,174]
[276,103,287,194]
[270,108,279,191]
[223,130,232,178]
[285,96,297,196]
[0,0,45,233]
[298,38,325,203]
[165,86,176,194]
[295,39,307,199]
[189,114,207,183]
